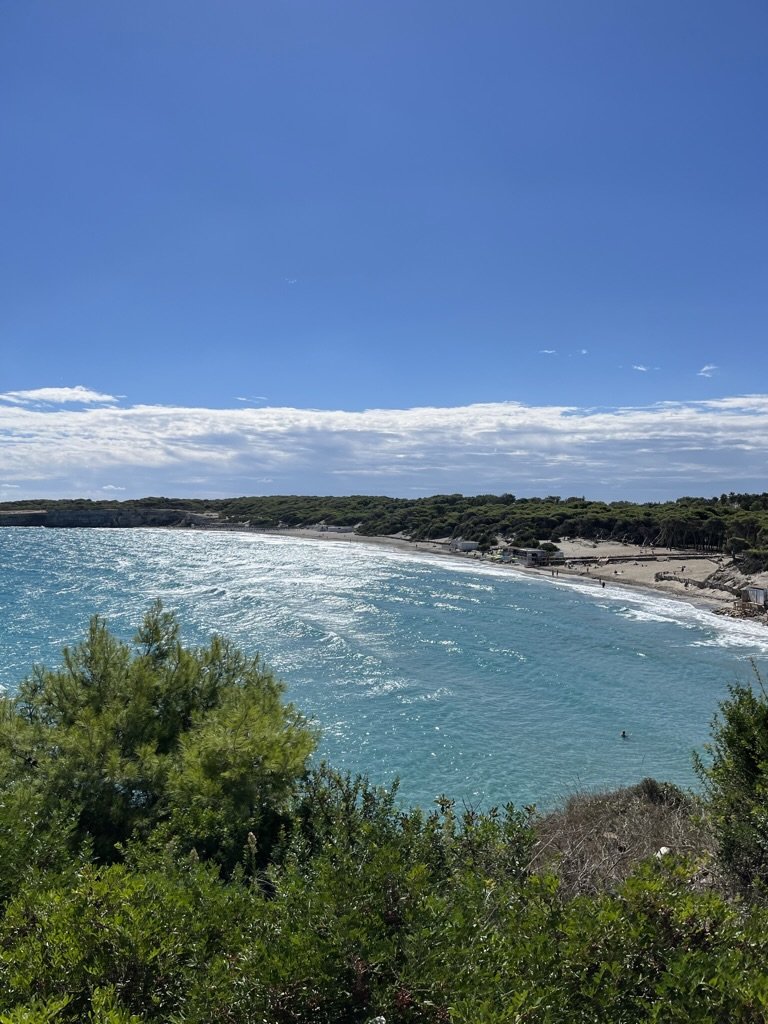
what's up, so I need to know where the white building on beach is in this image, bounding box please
[449,538,480,552]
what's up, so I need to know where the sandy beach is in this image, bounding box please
[263,528,740,613]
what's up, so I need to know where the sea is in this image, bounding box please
[2,526,767,812]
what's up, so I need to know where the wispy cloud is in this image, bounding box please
[632,365,648,372]
[539,349,557,355]
[698,364,718,378]
[0,386,118,406]
[2,391,768,501]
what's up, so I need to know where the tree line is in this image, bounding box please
[4,491,768,567]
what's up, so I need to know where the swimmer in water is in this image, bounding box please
[620,730,628,739]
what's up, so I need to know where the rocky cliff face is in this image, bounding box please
[0,509,222,529]
[0,511,49,526]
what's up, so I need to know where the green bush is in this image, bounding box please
[695,671,768,891]
[0,603,316,872]
[740,548,768,573]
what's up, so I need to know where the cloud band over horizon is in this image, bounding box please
[1,390,767,501]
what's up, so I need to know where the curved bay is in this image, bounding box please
[1,527,767,810]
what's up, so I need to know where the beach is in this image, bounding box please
[268,528,740,612]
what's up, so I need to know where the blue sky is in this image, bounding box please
[1,1,766,500]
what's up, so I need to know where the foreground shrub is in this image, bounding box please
[0,603,316,873]
[4,850,768,1022]
[695,670,768,892]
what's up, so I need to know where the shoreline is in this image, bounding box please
[0,517,746,618]
[247,527,736,615]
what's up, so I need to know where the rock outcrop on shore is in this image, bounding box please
[705,562,768,596]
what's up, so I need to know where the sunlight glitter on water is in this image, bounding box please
[1,527,767,810]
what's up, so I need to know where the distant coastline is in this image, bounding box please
[1,496,766,623]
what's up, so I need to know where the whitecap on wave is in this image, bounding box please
[616,606,693,626]
[399,686,453,704]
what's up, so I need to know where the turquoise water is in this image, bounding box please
[1,527,767,811]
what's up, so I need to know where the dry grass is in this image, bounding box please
[530,778,717,899]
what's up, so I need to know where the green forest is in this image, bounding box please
[4,491,768,569]
[2,605,768,1022]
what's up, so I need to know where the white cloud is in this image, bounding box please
[580,349,588,355]
[632,365,648,372]
[539,349,557,355]
[0,386,118,406]
[698,364,718,378]
[101,484,126,491]
[1,393,768,500]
